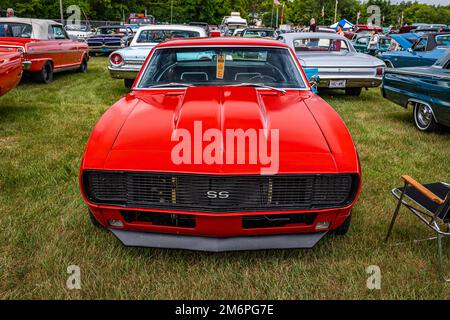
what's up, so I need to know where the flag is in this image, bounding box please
[274,0,281,5]
[382,15,385,22]
[321,6,325,17]
[357,11,360,19]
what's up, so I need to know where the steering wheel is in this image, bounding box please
[247,75,277,83]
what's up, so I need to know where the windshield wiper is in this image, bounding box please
[227,83,286,95]
[148,83,194,89]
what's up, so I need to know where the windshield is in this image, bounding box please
[243,30,275,38]
[0,23,32,38]
[137,30,200,43]
[138,47,306,89]
[128,18,154,25]
[294,38,350,53]
[96,28,125,36]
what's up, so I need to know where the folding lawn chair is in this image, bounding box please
[385,175,450,282]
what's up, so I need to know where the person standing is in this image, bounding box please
[367,31,380,56]
[309,18,317,32]
[6,8,14,17]
[223,23,230,36]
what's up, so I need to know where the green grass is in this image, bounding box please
[0,57,449,299]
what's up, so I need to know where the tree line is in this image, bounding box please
[1,0,449,26]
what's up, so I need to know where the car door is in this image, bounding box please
[51,25,78,67]
[405,36,429,67]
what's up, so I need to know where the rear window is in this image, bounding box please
[0,23,32,38]
[294,38,349,52]
[137,30,200,43]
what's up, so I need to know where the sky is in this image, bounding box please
[389,0,449,5]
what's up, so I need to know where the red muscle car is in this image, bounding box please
[0,49,22,97]
[79,38,361,252]
[0,18,89,83]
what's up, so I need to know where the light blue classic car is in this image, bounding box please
[382,48,450,132]
[381,32,450,68]
[108,25,207,87]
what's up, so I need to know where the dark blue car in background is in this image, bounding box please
[381,32,450,68]
[87,26,134,55]
[382,49,450,132]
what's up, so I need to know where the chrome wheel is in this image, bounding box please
[414,103,437,132]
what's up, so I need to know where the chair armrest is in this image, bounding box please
[402,175,444,205]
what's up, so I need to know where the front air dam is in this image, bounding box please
[110,229,328,252]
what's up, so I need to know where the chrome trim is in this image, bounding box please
[108,66,139,80]
[133,45,310,91]
[22,61,31,71]
[27,50,87,55]
[386,68,450,81]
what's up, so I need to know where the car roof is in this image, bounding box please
[156,37,290,48]
[0,17,62,39]
[137,24,206,32]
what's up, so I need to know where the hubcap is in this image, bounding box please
[416,104,433,128]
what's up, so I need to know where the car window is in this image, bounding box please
[435,35,450,47]
[138,47,306,89]
[52,26,67,40]
[137,30,200,43]
[357,37,369,44]
[243,30,274,38]
[294,38,349,52]
[413,37,427,51]
[0,22,32,38]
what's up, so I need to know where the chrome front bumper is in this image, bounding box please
[108,66,140,80]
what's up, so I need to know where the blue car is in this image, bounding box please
[381,48,450,132]
[87,26,134,55]
[381,32,450,68]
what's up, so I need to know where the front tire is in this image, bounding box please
[124,79,134,88]
[413,103,438,132]
[333,212,352,236]
[35,61,53,84]
[345,87,362,96]
[89,209,104,229]
[78,56,88,73]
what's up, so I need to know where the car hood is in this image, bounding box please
[118,45,155,60]
[102,87,340,174]
[390,33,418,49]
[297,51,384,67]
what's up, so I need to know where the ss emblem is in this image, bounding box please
[206,191,230,199]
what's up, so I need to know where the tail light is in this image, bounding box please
[376,67,384,77]
[110,53,123,66]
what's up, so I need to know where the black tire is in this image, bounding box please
[413,103,438,132]
[89,209,104,229]
[345,87,362,96]
[35,61,53,84]
[78,56,88,73]
[124,79,134,88]
[333,212,352,236]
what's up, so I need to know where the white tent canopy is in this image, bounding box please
[330,19,353,30]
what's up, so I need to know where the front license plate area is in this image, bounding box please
[329,80,347,88]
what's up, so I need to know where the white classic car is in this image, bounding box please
[279,32,386,96]
[108,24,207,87]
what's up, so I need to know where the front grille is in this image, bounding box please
[83,171,359,213]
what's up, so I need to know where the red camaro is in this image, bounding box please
[0,49,22,97]
[0,18,89,83]
[80,38,361,252]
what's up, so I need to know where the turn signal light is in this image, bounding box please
[315,221,331,231]
[108,220,124,228]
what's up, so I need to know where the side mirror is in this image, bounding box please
[309,74,321,88]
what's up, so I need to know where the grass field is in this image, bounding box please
[0,57,449,299]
